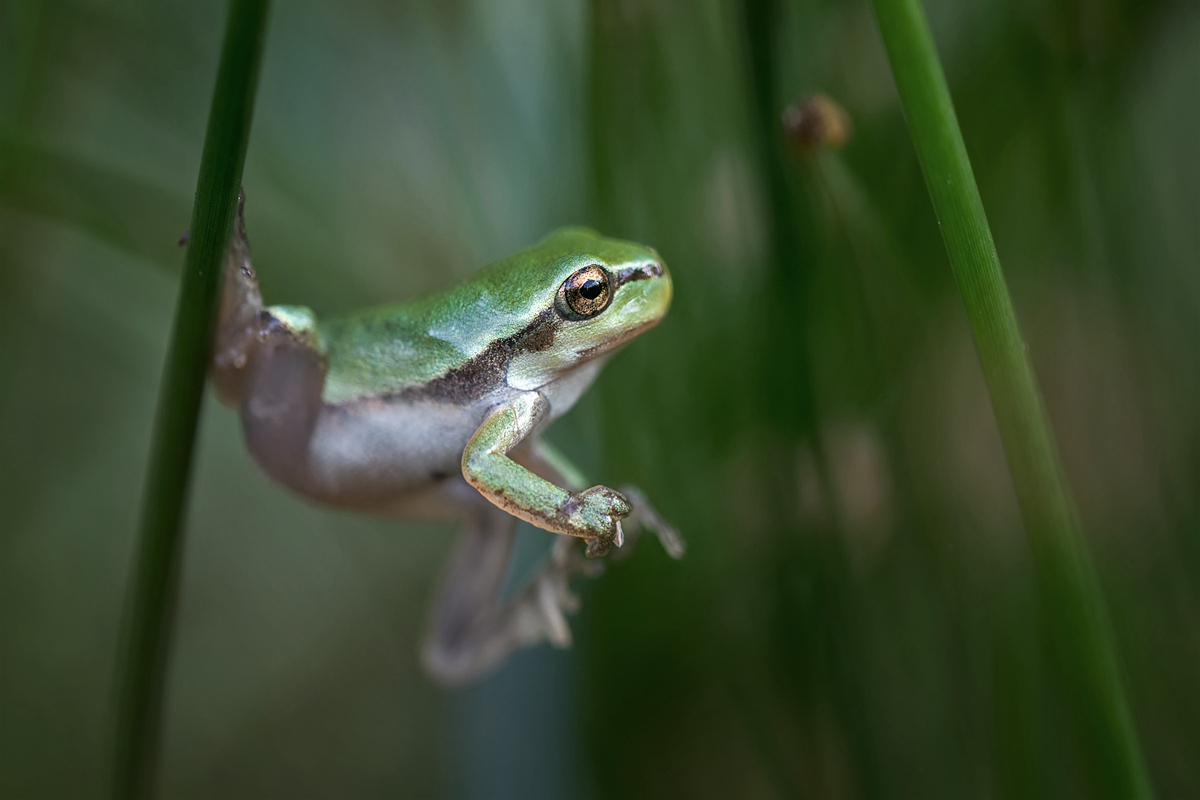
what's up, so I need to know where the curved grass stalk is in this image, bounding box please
[868,0,1152,796]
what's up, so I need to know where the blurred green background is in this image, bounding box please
[2,0,1197,797]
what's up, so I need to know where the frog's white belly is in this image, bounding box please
[242,358,606,512]
[304,399,485,505]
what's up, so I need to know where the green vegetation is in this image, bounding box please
[109,2,269,797]
[869,0,1151,795]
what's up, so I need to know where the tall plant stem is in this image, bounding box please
[868,0,1151,797]
[110,1,270,797]
[739,0,882,794]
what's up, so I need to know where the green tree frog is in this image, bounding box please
[210,194,684,685]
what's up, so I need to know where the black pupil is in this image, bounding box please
[579,279,603,300]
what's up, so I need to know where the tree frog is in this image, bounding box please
[210,194,684,685]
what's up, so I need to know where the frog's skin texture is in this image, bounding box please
[211,194,684,685]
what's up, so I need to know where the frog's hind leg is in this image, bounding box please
[210,189,265,406]
[205,191,329,497]
[420,478,601,686]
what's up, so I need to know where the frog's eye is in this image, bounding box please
[559,265,612,319]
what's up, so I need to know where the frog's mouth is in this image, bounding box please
[572,317,662,362]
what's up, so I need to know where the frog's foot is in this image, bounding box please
[512,536,604,648]
[420,481,605,686]
[562,485,630,559]
[613,485,687,560]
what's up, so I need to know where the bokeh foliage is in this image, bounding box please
[2,0,1197,798]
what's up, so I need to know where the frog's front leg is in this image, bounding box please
[423,435,686,684]
[462,392,631,558]
[516,440,687,559]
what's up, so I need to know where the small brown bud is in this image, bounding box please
[782,93,852,155]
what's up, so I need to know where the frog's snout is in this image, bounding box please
[608,257,672,327]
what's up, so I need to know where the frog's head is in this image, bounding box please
[478,227,672,391]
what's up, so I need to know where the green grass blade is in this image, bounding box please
[867,0,1152,797]
[109,1,270,797]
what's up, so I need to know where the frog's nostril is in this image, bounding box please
[645,262,663,278]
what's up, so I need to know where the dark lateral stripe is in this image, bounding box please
[616,262,662,286]
[368,308,559,405]
[333,266,662,409]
